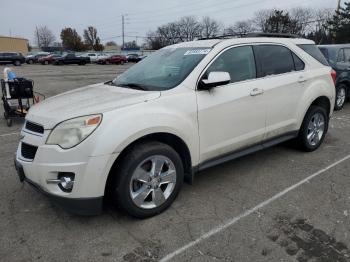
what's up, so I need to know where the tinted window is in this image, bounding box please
[292,53,305,71]
[206,46,256,83]
[254,45,295,77]
[337,49,345,62]
[344,49,350,63]
[297,44,329,66]
[319,48,329,61]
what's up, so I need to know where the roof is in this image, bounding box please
[0,35,28,41]
[165,37,315,49]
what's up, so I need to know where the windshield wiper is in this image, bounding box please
[118,83,148,91]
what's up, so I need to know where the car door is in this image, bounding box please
[253,44,306,140]
[65,54,75,64]
[196,45,266,163]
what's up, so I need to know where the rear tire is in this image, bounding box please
[113,141,184,218]
[334,84,347,111]
[45,60,49,65]
[297,105,328,152]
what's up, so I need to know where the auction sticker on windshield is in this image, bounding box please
[184,49,211,55]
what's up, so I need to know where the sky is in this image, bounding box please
[0,0,340,46]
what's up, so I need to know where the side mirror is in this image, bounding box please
[198,71,231,90]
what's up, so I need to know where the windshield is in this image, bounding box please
[112,47,211,91]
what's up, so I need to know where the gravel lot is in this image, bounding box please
[1,64,350,262]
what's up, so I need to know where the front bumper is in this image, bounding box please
[15,157,103,216]
[15,124,119,216]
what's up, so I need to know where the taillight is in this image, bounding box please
[331,70,337,85]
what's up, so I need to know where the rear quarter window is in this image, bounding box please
[297,44,329,66]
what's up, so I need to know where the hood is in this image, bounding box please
[27,83,161,129]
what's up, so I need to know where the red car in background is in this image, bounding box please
[38,54,62,65]
[97,55,127,65]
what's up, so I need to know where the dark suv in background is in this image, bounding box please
[318,45,350,110]
[0,52,25,66]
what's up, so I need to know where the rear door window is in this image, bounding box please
[206,45,256,84]
[292,53,305,71]
[297,44,329,66]
[253,45,295,77]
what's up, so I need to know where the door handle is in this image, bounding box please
[298,76,307,83]
[250,88,264,96]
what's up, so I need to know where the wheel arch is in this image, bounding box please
[310,96,331,117]
[104,132,193,197]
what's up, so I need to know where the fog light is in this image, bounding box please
[46,172,75,193]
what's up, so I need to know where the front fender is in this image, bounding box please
[90,95,199,166]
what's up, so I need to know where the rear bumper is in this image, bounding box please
[14,158,103,216]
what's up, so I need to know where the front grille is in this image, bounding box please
[25,121,44,134]
[21,142,38,160]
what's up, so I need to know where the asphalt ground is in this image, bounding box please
[0,63,350,262]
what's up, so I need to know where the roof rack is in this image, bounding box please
[245,32,301,38]
[198,32,301,41]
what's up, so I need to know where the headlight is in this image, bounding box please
[46,114,102,149]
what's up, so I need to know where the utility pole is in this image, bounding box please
[337,0,341,12]
[36,26,40,48]
[122,15,125,50]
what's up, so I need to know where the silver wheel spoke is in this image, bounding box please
[153,188,166,206]
[151,157,165,177]
[133,168,150,183]
[307,132,315,141]
[132,186,151,206]
[160,169,176,185]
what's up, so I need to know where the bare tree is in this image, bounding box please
[226,20,255,35]
[253,9,274,32]
[105,41,117,46]
[178,16,202,41]
[290,7,314,35]
[83,26,103,51]
[200,16,222,38]
[34,26,55,47]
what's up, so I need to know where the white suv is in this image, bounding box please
[15,37,335,218]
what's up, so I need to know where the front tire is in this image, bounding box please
[334,84,347,111]
[297,105,328,152]
[13,60,21,66]
[113,141,184,218]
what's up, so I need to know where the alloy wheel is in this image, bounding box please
[336,87,346,108]
[129,155,177,209]
[307,112,325,146]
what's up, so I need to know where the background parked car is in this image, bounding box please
[53,53,90,65]
[126,53,141,63]
[38,54,62,65]
[80,53,98,63]
[25,52,50,64]
[318,44,350,110]
[0,52,25,66]
[97,55,127,65]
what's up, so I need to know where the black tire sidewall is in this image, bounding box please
[299,106,328,152]
[115,142,184,218]
[334,84,347,111]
